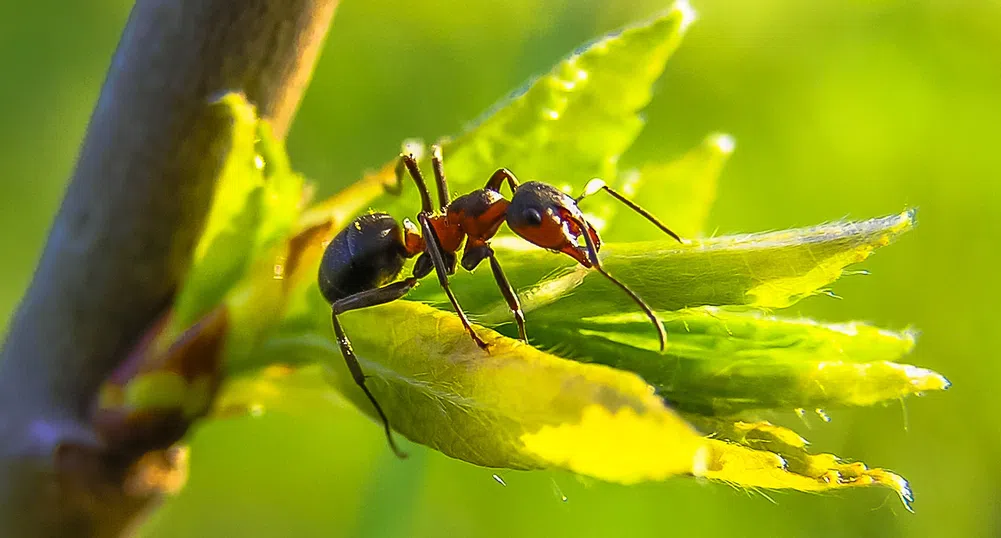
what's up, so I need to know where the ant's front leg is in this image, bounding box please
[462,243,527,342]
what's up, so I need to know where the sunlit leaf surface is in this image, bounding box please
[252,298,705,482]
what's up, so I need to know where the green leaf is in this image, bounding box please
[407,210,916,321]
[605,132,734,241]
[447,6,691,185]
[165,93,304,359]
[252,120,305,257]
[374,6,693,222]
[170,93,303,333]
[171,93,263,334]
[521,307,948,414]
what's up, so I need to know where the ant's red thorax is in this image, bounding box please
[435,188,511,252]
[427,215,464,253]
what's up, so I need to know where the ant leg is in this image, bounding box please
[485,168,521,195]
[577,218,669,352]
[398,153,435,214]
[331,277,420,315]
[331,311,408,459]
[387,141,426,196]
[430,145,450,211]
[461,244,527,342]
[417,214,489,349]
[387,157,405,196]
[488,252,527,342]
[576,179,683,243]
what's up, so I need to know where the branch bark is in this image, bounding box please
[0,1,338,536]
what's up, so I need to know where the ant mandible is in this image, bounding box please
[318,144,683,458]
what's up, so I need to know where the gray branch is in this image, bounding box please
[0,0,338,536]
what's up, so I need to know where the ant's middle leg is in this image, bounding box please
[461,244,527,342]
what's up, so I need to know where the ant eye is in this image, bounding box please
[523,208,543,226]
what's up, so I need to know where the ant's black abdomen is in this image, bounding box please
[318,212,409,303]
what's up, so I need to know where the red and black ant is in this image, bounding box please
[318,145,682,458]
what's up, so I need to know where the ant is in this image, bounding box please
[318,144,683,458]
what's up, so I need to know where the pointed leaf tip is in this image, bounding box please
[673,0,698,32]
[689,419,915,510]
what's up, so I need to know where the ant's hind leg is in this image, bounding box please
[331,277,419,315]
[330,313,408,459]
[329,277,420,460]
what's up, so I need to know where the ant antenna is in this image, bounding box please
[578,179,683,243]
[577,219,669,352]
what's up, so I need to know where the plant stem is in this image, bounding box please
[0,1,337,536]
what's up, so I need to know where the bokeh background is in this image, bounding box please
[2,0,999,536]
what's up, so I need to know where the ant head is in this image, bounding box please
[506,181,601,267]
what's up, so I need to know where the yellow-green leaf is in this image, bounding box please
[689,418,914,510]
[244,297,705,483]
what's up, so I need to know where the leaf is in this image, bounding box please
[214,364,350,419]
[519,307,948,414]
[447,6,691,185]
[688,418,914,510]
[170,93,304,337]
[407,210,917,321]
[252,121,306,256]
[171,93,263,334]
[372,6,694,225]
[162,93,306,363]
[606,132,734,241]
[245,296,705,484]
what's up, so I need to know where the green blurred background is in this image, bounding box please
[2,0,998,536]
